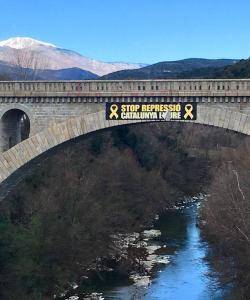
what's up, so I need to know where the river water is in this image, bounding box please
[102,203,233,300]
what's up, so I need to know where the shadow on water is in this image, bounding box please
[154,208,188,247]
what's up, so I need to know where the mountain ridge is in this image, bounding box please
[101,58,239,79]
[0,37,245,80]
[0,61,98,80]
[0,37,146,76]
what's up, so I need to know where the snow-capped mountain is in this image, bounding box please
[0,37,146,76]
[0,37,56,49]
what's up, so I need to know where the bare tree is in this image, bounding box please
[10,48,48,80]
[0,73,11,81]
[202,137,250,296]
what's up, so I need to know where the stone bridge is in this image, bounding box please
[0,79,250,191]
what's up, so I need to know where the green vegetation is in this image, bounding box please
[0,120,248,299]
[177,58,250,79]
[101,58,250,80]
[101,58,237,80]
[217,58,250,78]
[0,124,210,299]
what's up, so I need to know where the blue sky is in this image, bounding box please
[1,0,250,63]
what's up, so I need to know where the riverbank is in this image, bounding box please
[61,194,231,300]
[86,198,233,300]
[60,210,172,299]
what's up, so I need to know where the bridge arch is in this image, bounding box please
[0,106,31,152]
[0,103,33,120]
[0,106,249,186]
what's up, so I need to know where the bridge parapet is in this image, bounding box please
[0,80,250,101]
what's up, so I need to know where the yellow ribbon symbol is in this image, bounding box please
[184,104,194,120]
[109,104,119,119]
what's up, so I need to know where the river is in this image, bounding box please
[101,203,233,300]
